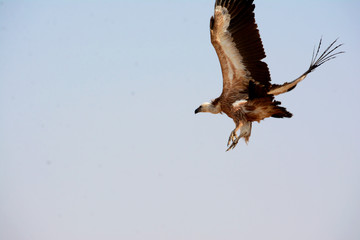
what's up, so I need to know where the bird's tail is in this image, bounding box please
[271,101,293,119]
[268,38,344,96]
[245,98,292,122]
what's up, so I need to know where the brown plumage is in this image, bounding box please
[194,0,344,151]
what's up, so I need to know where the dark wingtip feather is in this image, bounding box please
[210,16,214,30]
[308,38,344,73]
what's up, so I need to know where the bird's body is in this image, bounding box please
[195,0,343,151]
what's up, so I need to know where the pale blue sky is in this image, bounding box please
[1,1,360,240]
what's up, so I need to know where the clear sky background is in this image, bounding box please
[1,0,359,239]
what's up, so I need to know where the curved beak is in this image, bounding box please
[194,106,201,114]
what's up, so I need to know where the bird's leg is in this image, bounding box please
[226,122,252,151]
[227,131,244,151]
[226,123,242,151]
[227,137,240,151]
[227,129,238,146]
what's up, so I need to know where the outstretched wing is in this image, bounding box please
[210,0,271,97]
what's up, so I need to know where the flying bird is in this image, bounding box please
[195,0,343,151]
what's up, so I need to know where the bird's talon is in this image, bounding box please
[226,136,240,151]
[227,131,238,146]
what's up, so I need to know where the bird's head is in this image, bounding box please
[194,101,221,114]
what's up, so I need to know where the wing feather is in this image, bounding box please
[211,0,271,97]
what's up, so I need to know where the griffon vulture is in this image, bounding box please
[195,0,343,151]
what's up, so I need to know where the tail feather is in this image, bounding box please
[271,106,293,118]
[244,98,292,122]
[268,38,344,96]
